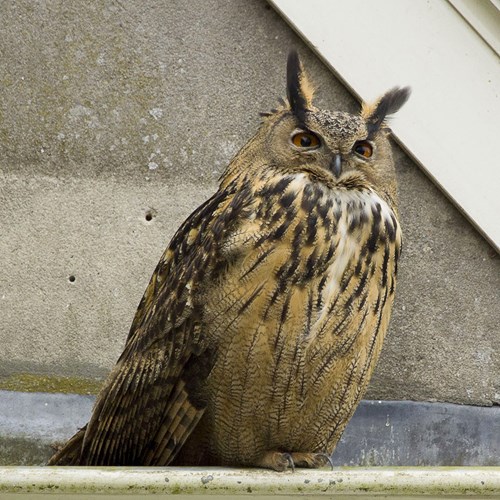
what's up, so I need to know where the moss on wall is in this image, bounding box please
[0,373,102,395]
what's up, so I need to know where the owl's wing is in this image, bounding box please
[50,183,252,466]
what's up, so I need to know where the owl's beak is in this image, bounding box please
[330,154,342,178]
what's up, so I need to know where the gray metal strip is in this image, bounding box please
[0,391,498,466]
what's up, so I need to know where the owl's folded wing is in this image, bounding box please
[48,183,252,465]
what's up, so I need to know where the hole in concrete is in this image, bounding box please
[145,211,153,222]
[68,275,76,283]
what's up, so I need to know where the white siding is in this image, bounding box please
[270,0,500,251]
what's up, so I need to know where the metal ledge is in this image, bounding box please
[1,391,499,466]
[1,466,500,496]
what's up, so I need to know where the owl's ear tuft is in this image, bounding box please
[287,50,315,124]
[362,86,411,134]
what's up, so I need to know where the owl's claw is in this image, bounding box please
[284,452,295,472]
[255,451,295,471]
[256,450,335,471]
[289,451,334,470]
[316,452,334,471]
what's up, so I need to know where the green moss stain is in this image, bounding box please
[0,373,103,395]
[0,436,53,466]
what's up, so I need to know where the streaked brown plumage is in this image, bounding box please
[48,51,409,470]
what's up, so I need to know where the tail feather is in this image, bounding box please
[47,425,86,465]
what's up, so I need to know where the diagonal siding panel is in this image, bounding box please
[269,0,500,252]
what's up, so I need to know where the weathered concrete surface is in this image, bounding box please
[2,467,500,497]
[1,391,499,466]
[0,1,498,404]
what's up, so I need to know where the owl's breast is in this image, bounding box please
[312,188,401,327]
[201,176,401,462]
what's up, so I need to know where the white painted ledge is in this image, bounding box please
[1,467,500,496]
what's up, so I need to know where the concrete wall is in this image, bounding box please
[0,0,498,406]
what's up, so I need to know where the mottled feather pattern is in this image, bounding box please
[48,50,408,470]
[177,169,401,466]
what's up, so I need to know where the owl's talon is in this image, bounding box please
[290,452,333,469]
[284,452,295,472]
[317,452,334,470]
[255,451,295,471]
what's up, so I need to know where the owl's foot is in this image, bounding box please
[254,451,333,471]
[290,452,334,470]
[255,451,295,472]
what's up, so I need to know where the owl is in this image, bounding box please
[48,51,409,471]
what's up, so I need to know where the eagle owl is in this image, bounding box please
[49,51,409,471]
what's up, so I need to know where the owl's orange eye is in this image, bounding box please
[353,141,373,158]
[291,131,320,149]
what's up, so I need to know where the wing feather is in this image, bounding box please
[49,182,253,465]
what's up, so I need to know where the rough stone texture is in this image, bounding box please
[0,0,498,404]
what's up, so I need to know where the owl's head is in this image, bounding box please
[242,51,410,208]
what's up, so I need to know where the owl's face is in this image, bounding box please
[265,109,386,186]
[257,52,410,208]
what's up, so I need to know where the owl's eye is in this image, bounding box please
[291,131,320,149]
[353,141,373,158]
